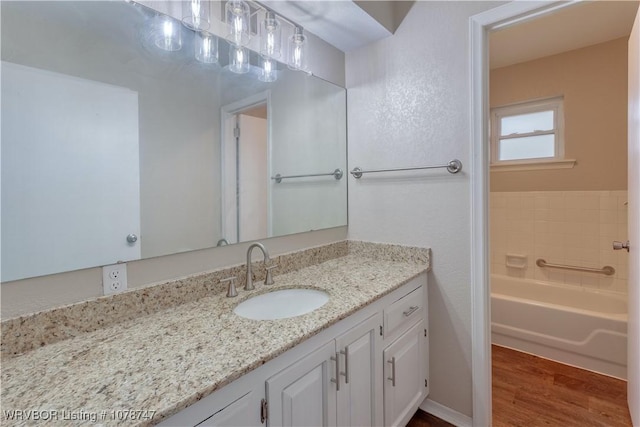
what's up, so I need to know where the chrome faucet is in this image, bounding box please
[245,242,270,291]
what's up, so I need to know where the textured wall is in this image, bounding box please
[346,1,502,418]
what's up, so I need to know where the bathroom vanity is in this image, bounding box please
[2,2,428,425]
[161,273,428,427]
[1,242,430,427]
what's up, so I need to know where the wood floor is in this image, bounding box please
[492,345,632,426]
[407,345,632,427]
[406,410,454,427]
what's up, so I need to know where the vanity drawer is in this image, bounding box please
[384,286,423,338]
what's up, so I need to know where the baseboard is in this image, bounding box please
[419,399,473,427]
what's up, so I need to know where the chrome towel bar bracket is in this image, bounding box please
[271,168,343,183]
[350,159,462,179]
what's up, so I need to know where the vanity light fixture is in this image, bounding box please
[260,11,281,58]
[287,26,307,71]
[154,15,182,51]
[182,0,210,31]
[142,1,310,77]
[226,0,251,46]
[259,57,277,82]
[229,44,250,73]
[195,31,218,64]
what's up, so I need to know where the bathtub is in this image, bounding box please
[491,275,627,379]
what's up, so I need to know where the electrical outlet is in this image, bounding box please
[103,263,128,295]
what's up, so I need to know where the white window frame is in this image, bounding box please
[490,96,567,167]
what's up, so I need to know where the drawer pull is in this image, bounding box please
[387,357,396,387]
[403,306,419,317]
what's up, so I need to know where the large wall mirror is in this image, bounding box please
[1,1,347,282]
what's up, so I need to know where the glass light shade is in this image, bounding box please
[182,0,210,31]
[287,27,307,71]
[260,11,281,58]
[259,57,277,82]
[154,16,182,51]
[195,32,218,64]
[225,0,250,46]
[229,44,250,73]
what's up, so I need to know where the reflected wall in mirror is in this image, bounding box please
[0,1,347,282]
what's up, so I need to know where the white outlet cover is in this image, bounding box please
[103,263,128,295]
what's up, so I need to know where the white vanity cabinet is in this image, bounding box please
[158,274,427,427]
[265,313,382,427]
[335,313,382,427]
[383,320,428,427]
[159,380,263,427]
[197,391,260,427]
[382,282,429,427]
[265,340,337,426]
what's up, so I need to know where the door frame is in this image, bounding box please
[469,2,582,425]
[220,91,273,243]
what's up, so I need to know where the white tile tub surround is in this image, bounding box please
[490,191,629,294]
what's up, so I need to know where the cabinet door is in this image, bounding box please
[383,320,428,427]
[335,312,382,427]
[198,390,260,427]
[266,341,337,427]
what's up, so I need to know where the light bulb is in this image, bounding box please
[287,26,307,71]
[233,15,243,36]
[154,16,182,51]
[259,57,277,82]
[182,0,210,30]
[195,32,218,64]
[229,45,250,73]
[191,1,200,21]
[260,11,281,58]
[225,0,250,46]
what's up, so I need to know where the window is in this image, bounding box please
[491,97,566,166]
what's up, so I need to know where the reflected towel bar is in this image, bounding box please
[271,168,343,184]
[350,159,462,178]
[535,258,615,276]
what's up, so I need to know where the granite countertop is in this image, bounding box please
[1,244,429,426]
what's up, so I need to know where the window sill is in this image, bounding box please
[490,159,576,172]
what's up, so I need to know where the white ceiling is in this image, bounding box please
[261,0,392,52]
[490,1,640,69]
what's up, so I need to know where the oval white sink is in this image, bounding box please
[234,289,329,320]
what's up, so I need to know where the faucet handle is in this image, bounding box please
[220,276,238,298]
[265,264,278,286]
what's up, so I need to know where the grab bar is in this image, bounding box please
[271,168,343,183]
[350,159,462,179]
[535,258,615,276]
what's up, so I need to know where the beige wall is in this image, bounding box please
[490,37,628,192]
